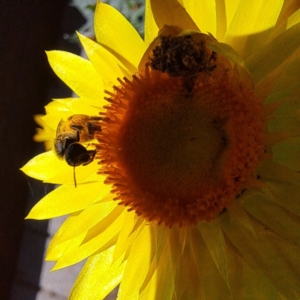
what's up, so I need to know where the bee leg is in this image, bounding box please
[86,121,102,135]
[82,149,97,166]
[73,165,77,188]
[89,116,102,121]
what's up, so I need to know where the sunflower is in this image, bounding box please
[21,0,300,299]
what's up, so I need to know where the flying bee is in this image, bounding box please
[54,114,102,187]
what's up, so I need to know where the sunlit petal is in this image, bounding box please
[47,51,105,106]
[224,0,284,57]
[144,0,159,46]
[150,0,199,31]
[70,247,126,300]
[94,2,145,71]
[78,33,127,88]
[26,182,110,219]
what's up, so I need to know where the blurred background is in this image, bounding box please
[1,1,144,299]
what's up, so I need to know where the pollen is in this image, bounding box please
[96,33,265,227]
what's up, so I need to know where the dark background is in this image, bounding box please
[0,1,85,298]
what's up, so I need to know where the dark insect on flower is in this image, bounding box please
[54,114,102,186]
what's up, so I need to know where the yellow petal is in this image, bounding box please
[70,247,126,300]
[172,239,190,299]
[224,0,284,58]
[268,96,300,135]
[118,226,152,300]
[286,7,300,28]
[47,238,74,262]
[269,2,300,39]
[26,182,108,219]
[225,238,280,299]
[268,57,300,94]
[94,2,145,71]
[45,99,70,113]
[52,201,118,245]
[78,33,126,89]
[165,228,188,298]
[144,0,159,46]
[198,219,229,287]
[22,146,102,186]
[263,83,300,106]
[47,51,105,106]
[181,0,217,36]
[190,227,229,299]
[258,160,300,216]
[80,171,105,183]
[260,233,300,298]
[216,0,241,40]
[53,98,100,115]
[181,0,241,40]
[33,115,54,150]
[33,114,48,129]
[180,258,201,300]
[152,242,174,300]
[258,160,300,183]
[113,210,137,261]
[139,258,158,300]
[273,137,300,170]
[226,198,255,235]
[21,151,64,181]
[242,194,300,246]
[46,213,80,261]
[53,206,125,269]
[222,216,300,298]
[256,55,300,99]
[246,22,300,83]
[41,113,68,131]
[153,227,169,264]
[150,0,199,31]
[46,156,101,185]
[264,178,300,217]
[74,204,123,244]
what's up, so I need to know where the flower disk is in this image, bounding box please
[97,33,265,227]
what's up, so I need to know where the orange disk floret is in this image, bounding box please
[96,64,265,227]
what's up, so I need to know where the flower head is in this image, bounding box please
[22,1,300,299]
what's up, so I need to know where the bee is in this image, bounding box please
[54,114,102,187]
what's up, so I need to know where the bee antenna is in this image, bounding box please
[73,165,77,188]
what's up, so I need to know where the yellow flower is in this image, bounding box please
[33,114,53,151]
[21,0,300,299]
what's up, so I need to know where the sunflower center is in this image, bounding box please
[118,76,228,200]
[97,33,265,227]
